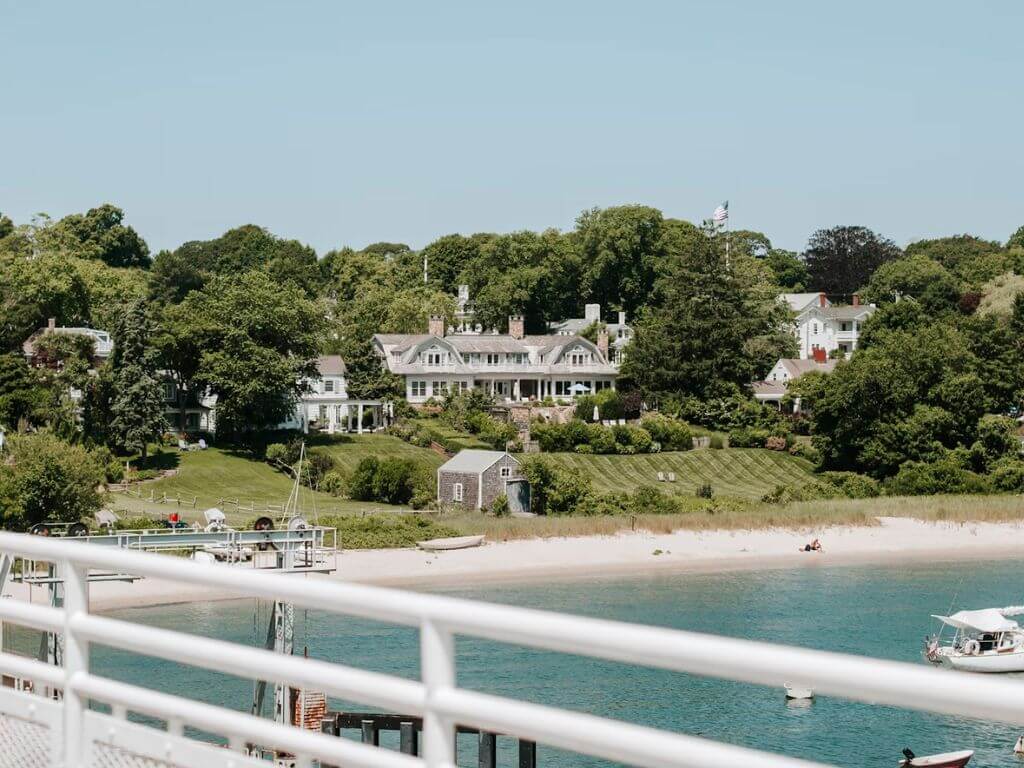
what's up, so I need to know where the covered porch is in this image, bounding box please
[474,377,615,403]
[305,399,386,434]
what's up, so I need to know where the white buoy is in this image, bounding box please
[784,683,814,700]
[1013,735,1024,754]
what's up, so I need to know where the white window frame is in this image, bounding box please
[435,380,449,396]
[323,379,335,393]
[411,380,426,397]
[500,466,511,479]
[453,482,464,502]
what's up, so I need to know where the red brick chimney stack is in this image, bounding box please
[428,314,445,337]
[508,315,525,340]
[597,328,610,359]
[818,293,828,308]
[852,293,860,307]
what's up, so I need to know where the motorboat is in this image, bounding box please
[898,748,972,767]
[417,535,485,551]
[783,683,813,700]
[925,606,1024,672]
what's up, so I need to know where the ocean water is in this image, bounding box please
[10,559,1024,767]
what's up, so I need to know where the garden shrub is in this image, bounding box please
[320,470,347,497]
[818,471,881,498]
[519,456,595,516]
[320,514,461,549]
[104,460,125,484]
[640,415,693,451]
[990,458,1024,492]
[490,494,510,517]
[886,457,991,496]
[765,435,787,451]
[761,481,844,504]
[727,427,769,448]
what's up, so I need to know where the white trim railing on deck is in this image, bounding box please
[1,530,1022,768]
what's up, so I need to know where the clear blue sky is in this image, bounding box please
[2,1,1022,255]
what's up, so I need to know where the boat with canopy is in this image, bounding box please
[925,606,1024,672]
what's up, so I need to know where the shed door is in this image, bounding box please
[506,480,531,514]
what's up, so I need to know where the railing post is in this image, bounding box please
[421,619,456,768]
[62,559,90,768]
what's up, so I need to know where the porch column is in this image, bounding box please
[347,405,354,432]
[357,403,364,434]
[513,379,520,401]
[328,405,336,434]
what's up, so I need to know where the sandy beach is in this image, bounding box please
[6,516,1024,611]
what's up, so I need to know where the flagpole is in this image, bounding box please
[725,214,730,270]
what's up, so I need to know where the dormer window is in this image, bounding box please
[569,350,589,366]
[425,351,444,366]
[324,379,335,393]
[486,353,500,366]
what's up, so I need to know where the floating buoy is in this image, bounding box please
[784,683,814,700]
[1014,735,1024,754]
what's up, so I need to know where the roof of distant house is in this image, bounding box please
[821,305,875,320]
[439,449,519,474]
[316,355,346,376]
[752,381,788,398]
[22,324,114,358]
[780,293,827,313]
[777,358,837,378]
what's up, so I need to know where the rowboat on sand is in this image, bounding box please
[417,534,485,551]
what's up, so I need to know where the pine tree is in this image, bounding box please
[110,299,166,460]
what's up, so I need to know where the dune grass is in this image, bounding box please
[532,448,815,500]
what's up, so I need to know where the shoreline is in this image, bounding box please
[5,517,1024,611]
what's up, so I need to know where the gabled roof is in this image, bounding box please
[781,293,826,313]
[316,355,346,376]
[778,358,837,378]
[439,449,519,474]
[822,305,875,321]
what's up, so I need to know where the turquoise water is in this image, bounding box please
[12,559,1024,766]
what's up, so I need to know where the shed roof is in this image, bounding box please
[439,449,518,474]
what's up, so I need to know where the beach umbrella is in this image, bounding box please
[569,383,590,394]
[593,405,600,421]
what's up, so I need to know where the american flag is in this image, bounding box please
[713,201,729,223]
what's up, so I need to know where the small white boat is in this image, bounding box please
[898,748,973,767]
[783,683,813,700]
[925,606,1024,672]
[417,535,485,551]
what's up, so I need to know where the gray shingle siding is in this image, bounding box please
[437,453,523,511]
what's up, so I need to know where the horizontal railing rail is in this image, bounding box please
[0,530,1020,768]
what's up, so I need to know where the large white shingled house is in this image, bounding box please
[781,292,876,360]
[373,314,619,404]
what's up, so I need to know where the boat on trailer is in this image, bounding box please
[925,606,1024,672]
[898,748,973,767]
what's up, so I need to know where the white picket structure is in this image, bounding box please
[0,530,1021,768]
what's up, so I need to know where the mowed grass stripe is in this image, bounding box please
[535,449,814,500]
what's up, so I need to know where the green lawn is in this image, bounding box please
[111,435,446,525]
[407,417,493,451]
[531,448,815,500]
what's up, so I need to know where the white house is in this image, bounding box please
[752,357,837,410]
[374,315,619,404]
[162,355,384,436]
[781,292,875,360]
[278,355,384,434]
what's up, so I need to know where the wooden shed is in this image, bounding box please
[437,450,530,513]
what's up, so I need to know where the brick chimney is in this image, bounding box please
[811,346,827,364]
[597,328,610,360]
[852,293,860,307]
[508,315,525,340]
[428,314,445,337]
[584,304,601,323]
[818,293,828,308]
[617,311,626,326]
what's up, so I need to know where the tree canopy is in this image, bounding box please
[42,204,150,268]
[803,226,902,296]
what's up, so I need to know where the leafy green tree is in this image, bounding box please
[420,233,495,293]
[765,249,808,290]
[905,235,1007,285]
[724,229,772,260]
[179,271,323,437]
[0,432,104,529]
[73,256,149,332]
[0,353,50,428]
[0,252,91,351]
[1008,226,1024,250]
[148,249,206,304]
[858,297,928,349]
[803,226,902,296]
[461,230,579,333]
[623,230,791,398]
[0,212,13,240]
[110,299,166,458]
[859,255,961,313]
[42,204,150,268]
[574,205,666,318]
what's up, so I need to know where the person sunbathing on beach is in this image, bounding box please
[799,538,823,553]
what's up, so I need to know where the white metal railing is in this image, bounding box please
[2,531,1024,768]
